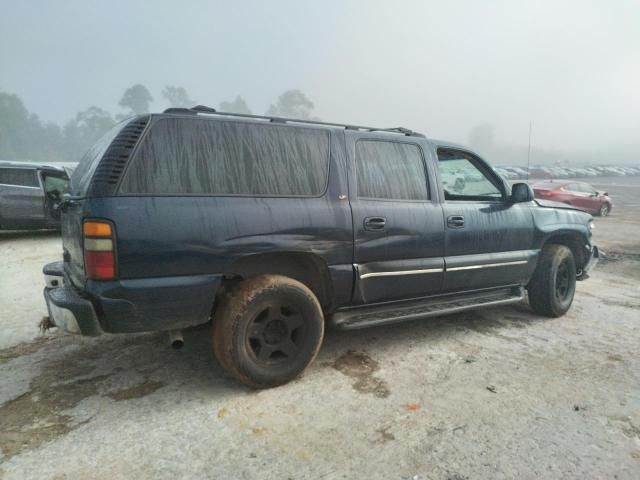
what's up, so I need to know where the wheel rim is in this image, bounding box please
[247,304,305,366]
[600,204,608,216]
[555,260,571,301]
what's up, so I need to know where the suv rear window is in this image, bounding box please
[119,118,330,196]
[0,168,39,187]
[355,140,429,201]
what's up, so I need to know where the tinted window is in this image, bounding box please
[437,150,503,201]
[355,140,428,200]
[119,118,330,196]
[0,168,39,187]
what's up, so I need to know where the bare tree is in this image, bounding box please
[266,89,316,120]
[162,86,194,108]
[119,84,153,115]
[219,96,252,114]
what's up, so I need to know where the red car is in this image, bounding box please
[532,181,613,216]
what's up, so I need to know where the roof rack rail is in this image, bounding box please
[191,105,217,113]
[163,107,196,115]
[162,105,423,137]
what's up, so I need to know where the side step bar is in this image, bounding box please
[330,286,524,330]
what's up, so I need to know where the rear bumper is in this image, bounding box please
[577,245,599,281]
[44,285,103,336]
[42,261,222,335]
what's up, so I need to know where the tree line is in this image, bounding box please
[0,85,318,163]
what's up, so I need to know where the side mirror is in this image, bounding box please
[511,182,534,203]
[602,191,608,197]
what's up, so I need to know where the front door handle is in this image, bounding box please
[447,215,465,228]
[364,216,386,231]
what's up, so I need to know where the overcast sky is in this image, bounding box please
[1,0,638,153]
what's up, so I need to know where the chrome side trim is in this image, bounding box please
[0,183,41,190]
[359,268,444,279]
[446,260,528,272]
[355,259,529,279]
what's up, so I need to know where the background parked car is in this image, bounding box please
[532,180,613,216]
[494,167,517,180]
[0,161,75,230]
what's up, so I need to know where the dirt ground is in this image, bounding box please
[1,177,639,479]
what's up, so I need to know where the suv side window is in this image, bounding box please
[0,168,39,188]
[119,118,330,197]
[355,140,429,201]
[437,150,503,201]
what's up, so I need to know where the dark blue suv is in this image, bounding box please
[43,106,598,388]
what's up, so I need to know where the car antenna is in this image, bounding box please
[526,120,532,182]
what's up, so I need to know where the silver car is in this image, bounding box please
[0,161,75,230]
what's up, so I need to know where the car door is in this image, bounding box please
[436,148,538,292]
[0,167,45,228]
[41,172,70,224]
[347,134,445,304]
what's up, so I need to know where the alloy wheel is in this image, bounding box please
[247,304,305,365]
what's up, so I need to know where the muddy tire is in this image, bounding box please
[527,245,576,317]
[212,274,324,389]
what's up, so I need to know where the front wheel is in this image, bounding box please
[213,275,324,388]
[527,245,576,317]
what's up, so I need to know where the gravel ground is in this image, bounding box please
[1,178,639,479]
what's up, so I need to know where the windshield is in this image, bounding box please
[68,119,130,196]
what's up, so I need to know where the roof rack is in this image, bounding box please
[162,105,423,137]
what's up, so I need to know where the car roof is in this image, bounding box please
[0,160,70,173]
[429,139,470,150]
[153,109,427,139]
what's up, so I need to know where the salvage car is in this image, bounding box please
[0,161,73,230]
[43,107,599,388]
[533,180,613,216]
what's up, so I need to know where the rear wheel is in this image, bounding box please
[598,203,610,217]
[213,274,324,388]
[527,245,576,317]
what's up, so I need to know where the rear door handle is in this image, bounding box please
[447,215,465,228]
[364,216,386,231]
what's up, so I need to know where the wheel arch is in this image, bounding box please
[542,232,589,273]
[222,252,334,311]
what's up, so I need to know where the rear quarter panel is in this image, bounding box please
[82,129,354,320]
[90,194,353,277]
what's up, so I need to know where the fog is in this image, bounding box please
[1,0,639,166]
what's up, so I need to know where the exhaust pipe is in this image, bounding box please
[168,330,184,349]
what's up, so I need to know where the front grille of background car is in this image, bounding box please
[87,116,150,196]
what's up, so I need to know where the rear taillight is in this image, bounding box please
[83,220,116,280]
